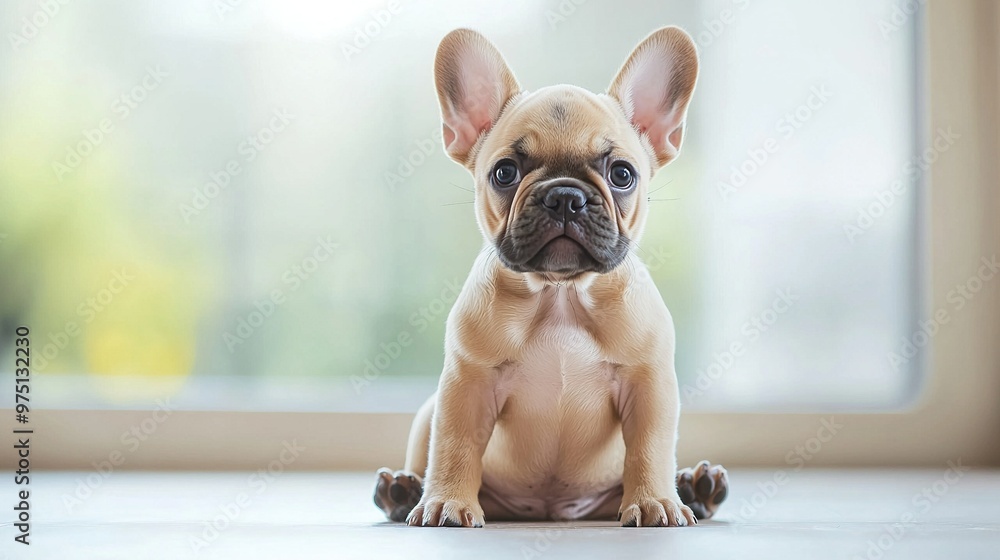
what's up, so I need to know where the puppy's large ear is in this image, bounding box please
[435,29,521,166]
[608,27,699,167]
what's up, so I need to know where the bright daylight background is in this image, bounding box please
[0,0,921,412]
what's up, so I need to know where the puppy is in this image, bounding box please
[374,26,728,527]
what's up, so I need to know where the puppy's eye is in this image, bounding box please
[608,162,634,189]
[492,159,520,187]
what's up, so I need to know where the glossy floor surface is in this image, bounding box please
[3,468,999,559]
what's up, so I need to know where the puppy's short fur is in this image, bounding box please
[374,27,728,527]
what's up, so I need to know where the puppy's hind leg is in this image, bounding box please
[373,394,435,521]
[676,460,729,520]
[374,468,423,522]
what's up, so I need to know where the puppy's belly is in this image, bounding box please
[480,325,626,520]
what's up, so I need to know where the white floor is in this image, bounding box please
[3,469,999,559]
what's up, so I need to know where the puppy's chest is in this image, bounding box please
[484,293,623,518]
[498,293,616,412]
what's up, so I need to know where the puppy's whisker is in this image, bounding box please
[647,179,674,196]
[625,238,643,258]
[647,197,681,202]
[449,181,475,194]
[442,201,475,207]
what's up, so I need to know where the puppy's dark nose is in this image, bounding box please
[542,186,588,222]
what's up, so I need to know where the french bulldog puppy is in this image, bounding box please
[374,26,728,528]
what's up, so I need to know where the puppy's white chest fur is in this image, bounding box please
[506,289,607,410]
[482,285,625,519]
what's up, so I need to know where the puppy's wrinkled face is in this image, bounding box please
[435,28,698,280]
[477,87,646,277]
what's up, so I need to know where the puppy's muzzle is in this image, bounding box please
[497,177,628,276]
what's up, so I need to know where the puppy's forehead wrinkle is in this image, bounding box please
[495,87,626,155]
[504,132,604,161]
[511,136,527,155]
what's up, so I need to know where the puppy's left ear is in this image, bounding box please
[608,26,699,168]
[434,29,521,166]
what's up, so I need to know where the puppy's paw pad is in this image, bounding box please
[677,461,729,520]
[373,468,423,522]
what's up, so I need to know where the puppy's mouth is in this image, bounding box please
[496,179,630,276]
[524,235,596,275]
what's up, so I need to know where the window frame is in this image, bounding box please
[4,1,999,470]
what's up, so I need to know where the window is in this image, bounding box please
[2,0,923,414]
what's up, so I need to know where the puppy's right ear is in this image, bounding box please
[434,29,521,166]
[608,26,699,168]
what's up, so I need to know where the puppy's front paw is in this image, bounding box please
[619,494,696,527]
[677,460,729,520]
[406,495,485,528]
